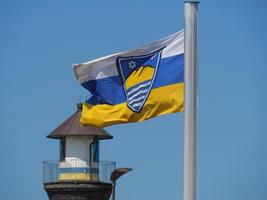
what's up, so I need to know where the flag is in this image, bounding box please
[74,30,184,127]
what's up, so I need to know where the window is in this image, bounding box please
[91,139,99,163]
[60,138,66,161]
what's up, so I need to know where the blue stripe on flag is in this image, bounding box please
[82,53,184,105]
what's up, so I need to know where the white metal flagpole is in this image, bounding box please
[184,1,199,200]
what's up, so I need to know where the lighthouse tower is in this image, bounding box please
[43,103,115,200]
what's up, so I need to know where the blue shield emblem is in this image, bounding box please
[116,49,163,112]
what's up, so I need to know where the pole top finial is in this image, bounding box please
[184,1,200,3]
[77,102,83,111]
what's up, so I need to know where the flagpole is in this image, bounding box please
[184,2,199,200]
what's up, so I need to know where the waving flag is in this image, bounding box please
[74,30,184,127]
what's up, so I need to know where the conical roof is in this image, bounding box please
[47,103,113,140]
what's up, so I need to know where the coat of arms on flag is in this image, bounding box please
[116,49,163,112]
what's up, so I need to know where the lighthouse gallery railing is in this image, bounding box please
[43,160,116,184]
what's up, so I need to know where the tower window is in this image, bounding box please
[92,140,99,163]
[60,138,66,161]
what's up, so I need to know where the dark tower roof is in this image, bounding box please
[47,103,113,140]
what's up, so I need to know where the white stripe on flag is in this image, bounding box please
[74,30,184,84]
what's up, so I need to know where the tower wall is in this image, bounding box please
[44,182,112,200]
[65,136,92,162]
[59,136,99,181]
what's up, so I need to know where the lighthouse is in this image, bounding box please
[43,103,118,200]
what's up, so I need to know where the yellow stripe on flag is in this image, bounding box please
[80,83,184,127]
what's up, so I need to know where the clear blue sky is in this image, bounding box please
[1,0,267,199]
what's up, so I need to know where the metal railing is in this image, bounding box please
[43,160,116,184]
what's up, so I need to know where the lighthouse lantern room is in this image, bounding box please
[43,103,115,200]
